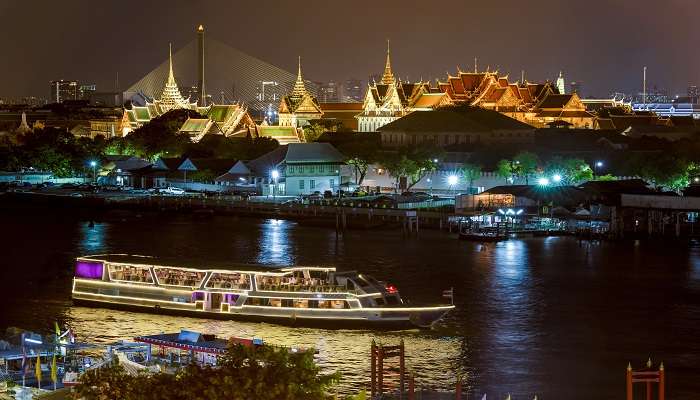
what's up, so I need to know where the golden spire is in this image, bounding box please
[646,358,652,368]
[167,43,175,86]
[290,56,308,99]
[197,24,204,32]
[659,362,664,371]
[627,362,632,371]
[381,39,395,85]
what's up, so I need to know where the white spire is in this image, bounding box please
[157,43,191,112]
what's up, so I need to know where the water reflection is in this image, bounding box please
[4,212,700,398]
[255,219,295,265]
[78,221,107,254]
[65,307,463,393]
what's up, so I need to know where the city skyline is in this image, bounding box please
[0,0,698,100]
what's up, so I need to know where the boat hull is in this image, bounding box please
[71,295,451,330]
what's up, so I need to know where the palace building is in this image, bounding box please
[436,69,595,128]
[124,45,255,142]
[356,42,455,132]
[277,58,323,128]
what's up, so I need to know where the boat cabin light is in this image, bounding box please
[385,284,398,294]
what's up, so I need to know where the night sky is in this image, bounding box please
[1,0,698,99]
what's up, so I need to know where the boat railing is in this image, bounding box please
[255,283,359,294]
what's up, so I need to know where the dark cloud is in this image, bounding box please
[0,0,697,99]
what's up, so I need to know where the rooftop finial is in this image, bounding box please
[197,24,204,32]
[647,358,652,368]
[381,39,395,85]
[290,56,307,99]
[167,43,176,85]
[659,362,664,371]
[627,362,632,371]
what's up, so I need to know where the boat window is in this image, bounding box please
[281,299,293,308]
[269,298,282,307]
[374,297,386,306]
[245,297,270,306]
[294,299,308,308]
[205,272,251,291]
[108,264,154,284]
[318,300,348,309]
[154,268,206,288]
[256,273,345,293]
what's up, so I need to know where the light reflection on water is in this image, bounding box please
[3,213,700,399]
[65,306,464,393]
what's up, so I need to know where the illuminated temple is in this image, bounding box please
[277,58,323,128]
[356,42,451,132]
[437,69,595,128]
[124,44,254,141]
[356,44,595,131]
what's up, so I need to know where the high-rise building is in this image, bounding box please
[50,80,78,103]
[556,72,565,94]
[343,78,363,102]
[318,80,339,103]
[569,81,582,96]
[79,84,96,100]
[687,85,699,103]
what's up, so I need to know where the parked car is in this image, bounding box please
[163,186,185,195]
[323,190,333,199]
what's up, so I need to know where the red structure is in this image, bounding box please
[626,359,665,400]
[371,339,406,398]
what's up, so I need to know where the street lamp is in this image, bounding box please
[426,178,433,197]
[538,177,550,186]
[271,169,279,200]
[89,161,97,184]
[595,161,603,177]
[552,174,562,184]
[447,174,459,197]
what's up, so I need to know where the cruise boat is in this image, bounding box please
[71,255,454,329]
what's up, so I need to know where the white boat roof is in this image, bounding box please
[77,254,336,273]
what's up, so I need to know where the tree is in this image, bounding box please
[513,151,539,184]
[460,163,482,193]
[303,120,347,143]
[75,343,340,400]
[545,157,593,184]
[337,139,377,185]
[378,146,443,192]
[496,159,513,182]
[379,152,414,193]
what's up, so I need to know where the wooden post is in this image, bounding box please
[378,347,384,396]
[370,340,377,398]
[455,376,462,400]
[408,373,415,400]
[658,363,665,400]
[646,380,652,400]
[399,339,405,398]
[626,363,633,400]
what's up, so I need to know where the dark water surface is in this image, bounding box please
[1,211,699,399]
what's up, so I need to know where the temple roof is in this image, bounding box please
[156,44,194,113]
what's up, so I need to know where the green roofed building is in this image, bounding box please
[248,143,348,196]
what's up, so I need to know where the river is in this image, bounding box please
[1,210,699,399]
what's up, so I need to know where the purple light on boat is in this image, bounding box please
[75,261,103,279]
[192,292,205,301]
[225,294,239,304]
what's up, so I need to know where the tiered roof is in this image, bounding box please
[279,58,322,115]
[154,44,197,113]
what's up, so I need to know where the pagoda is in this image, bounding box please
[152,44,198,113]
[278,57,322,128]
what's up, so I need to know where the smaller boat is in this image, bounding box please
[459,229,508,242]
